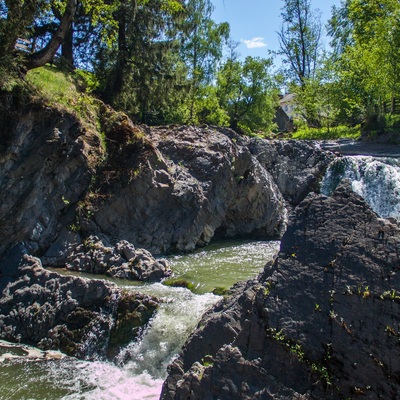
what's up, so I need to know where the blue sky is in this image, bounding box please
[211,0,341,65]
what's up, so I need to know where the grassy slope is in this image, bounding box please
[26,65,100,126]
[291,124,361,140]
[26,65,365,141]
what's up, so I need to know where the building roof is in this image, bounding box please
[279,93,296,104]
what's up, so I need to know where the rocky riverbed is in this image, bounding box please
[161,182,400,399]
[0,94,334,360]
[1,92,400,398]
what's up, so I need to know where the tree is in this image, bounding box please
[217,56,278,134]
[0,0,120,72]
[177,0,229,123]
[277,0,322,86]
[292,55,342,130]
[327,0,400,129]
[94,0,186,124]
[26,0,79,70]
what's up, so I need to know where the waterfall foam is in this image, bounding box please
[321,156,400,220]
[0,240,277,399]
[115,284,219,378]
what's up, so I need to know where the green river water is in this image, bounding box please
[0,240,280,400]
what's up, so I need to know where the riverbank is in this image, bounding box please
[320,139,400,157]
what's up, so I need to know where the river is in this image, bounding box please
[2,150,400,400]
[0,240,280,400]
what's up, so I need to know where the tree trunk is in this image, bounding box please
[61,24,74,69]
[25,0,77,70]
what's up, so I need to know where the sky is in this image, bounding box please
[211,0,342,66]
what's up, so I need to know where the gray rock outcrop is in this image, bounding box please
[42,231,171,281]
[0,92,333,258]
[0,246,159,359]
[161,182,400,399]
[249,138,334,206]
[91,126,288,254]
[0,93,103,256]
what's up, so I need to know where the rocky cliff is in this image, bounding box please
[161,182,400,399]
[0,90,333,360]
[0,91,332,259]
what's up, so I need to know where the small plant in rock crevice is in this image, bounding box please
[266,327,333,387]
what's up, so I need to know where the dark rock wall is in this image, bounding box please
[0,93,332,258]
[0,93,103,256]
[93,126,291,254]
[249,139,332,206]
[0,248,158,359]
[161,183,400,399]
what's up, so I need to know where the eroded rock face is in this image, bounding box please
[0,247,158,359]
[93,126,290,254]
[161,183,400,399]
[0,93,332,258]
[249,139,334,206]
[0,93,103,256]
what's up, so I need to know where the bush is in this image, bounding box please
[292,124,361,140]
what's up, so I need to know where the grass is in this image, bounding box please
[292,124,361,140]
[26,65,100,124]
[162,278,195,292]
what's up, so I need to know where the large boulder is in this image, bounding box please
[0,246,159,359]
[92,126,289,254]
[161,182,400,399]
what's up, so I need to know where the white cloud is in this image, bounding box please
[242,37,267,49]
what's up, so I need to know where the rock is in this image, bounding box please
[161,182,400,399]
[0,251,159,359]
[249,138,334,206]
[0,93,331,258]
[60,235,171,282]
[0,93,104,256]
[92,126,289,254]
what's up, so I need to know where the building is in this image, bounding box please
[274,93,296,132]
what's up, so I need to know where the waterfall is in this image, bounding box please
[114,284,218,378]
[321,156,400,220]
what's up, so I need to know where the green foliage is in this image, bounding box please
[278,0,322,85]
[177,0,230,123]
[383,115,400,131]
[74,69,100,93]
[217,56,278,134]
[95,0,190,124]
[267,327,333,386]
[188,85,230,126]
[292,124,361,140]
[328,0,400,128]
[201,355,214,367]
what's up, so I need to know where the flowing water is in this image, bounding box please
[3,153,400,399]
[0,240,280,400]
[321,155,400,220]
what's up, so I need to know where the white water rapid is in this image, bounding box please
[0,240,280,400]
[321,155,400,220]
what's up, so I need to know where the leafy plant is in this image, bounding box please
[292,124,361,140]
